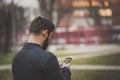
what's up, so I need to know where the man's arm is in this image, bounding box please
[61,67,71,80]
[45,55,71,80]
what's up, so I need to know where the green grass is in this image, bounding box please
[55,53,82,57]
[114,42,120,46]
[54,51,91,57]
[7,68,119,80]
[1,70,120,80]
[72,70,120,80]
[0,53,13,64]
[72,53,120,65]
[54,50,82,57]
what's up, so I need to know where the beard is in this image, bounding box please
[42,36,49,50]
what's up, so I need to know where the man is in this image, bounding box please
[12,16,71,80]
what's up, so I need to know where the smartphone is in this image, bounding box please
[63,57,72,64]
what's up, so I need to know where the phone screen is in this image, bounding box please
[63,58,72,64]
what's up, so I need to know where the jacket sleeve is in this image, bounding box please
[45,55,71,80]
[61,67,71,80]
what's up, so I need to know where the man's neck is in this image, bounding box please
[28,35,43,47]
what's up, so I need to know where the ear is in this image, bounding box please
[41,30,48,39]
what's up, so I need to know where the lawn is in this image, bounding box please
[54,53,83,57]
[0,70,12,80]
[54,51,90,57]
[0,53,13,64]
[72,70,120,80]
[0,47,120,80]
[0,70,120,80]
[71,53,120,65]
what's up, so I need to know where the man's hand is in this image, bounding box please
[60,62,71,69]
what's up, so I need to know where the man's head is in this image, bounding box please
[29,16,55,50]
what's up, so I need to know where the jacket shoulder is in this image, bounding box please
[34,47,56,63]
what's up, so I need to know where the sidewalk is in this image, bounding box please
[1,64,120,71]
[71,65,120,70]
[53,44,120,54]
[0,64,11,71]
[54,44,120,61]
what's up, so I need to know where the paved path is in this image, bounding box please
[57,45,120,61]
[0,64,11,71]
[53,44,120,54]
[58,50,120,61]
[71,65,120,70]
[1,64,120,71]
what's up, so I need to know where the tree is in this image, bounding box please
[38,0,55,20]
[56,0,72,26]
[38,0,72,26]
[0,1,27,54]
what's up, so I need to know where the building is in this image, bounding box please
[52,0,116,45]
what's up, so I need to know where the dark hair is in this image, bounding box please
[29,16,55,34]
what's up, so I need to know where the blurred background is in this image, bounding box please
[0,0,120,80]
